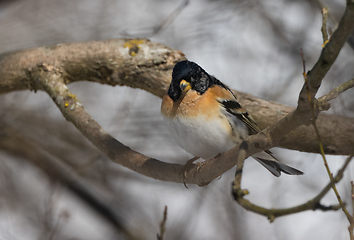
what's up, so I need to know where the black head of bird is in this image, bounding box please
[168,60,215,101]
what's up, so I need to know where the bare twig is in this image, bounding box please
[232,154,352,222]
[315,0,337,27]
[121,0,189,38]
[301,48,352,225]
[350,181,354,240]
[231,141,250,201]
[321,7,329,47]
[298,0,354,109]
[317,78,354,109]
[157,206,168,240]
[315,0,354,51]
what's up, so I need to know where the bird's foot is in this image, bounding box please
[181,156,200,188]
[195,161,206,172]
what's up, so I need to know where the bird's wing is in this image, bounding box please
[215,85,303,176]
[213,81,261,134]
[217,98,261,134]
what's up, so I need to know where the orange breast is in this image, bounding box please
[161,85,235,119]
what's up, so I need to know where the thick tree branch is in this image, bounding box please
[31,66,190,184]
[232,92,354,154]
[0,39,185,97]
[0,39,353,156]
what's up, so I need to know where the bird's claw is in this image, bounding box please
[181,156,200,188]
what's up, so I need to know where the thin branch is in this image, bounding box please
[317,78,354,110]
[232,154,352,221]
[157,206,168,240]
[315,0,337,28]
[314,0,354,51]
[321,7,329,47]
[350,181,354,240]
[301,49,353,225]
[298,0,354,109]
[122,0,189,38]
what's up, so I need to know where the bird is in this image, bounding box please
[161,60,303,180]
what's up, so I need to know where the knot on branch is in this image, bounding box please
[314,202,343,211]
[250,134,271,151]
[231,182,249,200]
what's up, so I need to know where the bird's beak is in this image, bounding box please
[180,80,191,91]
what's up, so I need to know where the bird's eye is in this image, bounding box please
[179,80,191,91]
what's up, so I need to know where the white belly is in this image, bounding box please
[163,114,247,160]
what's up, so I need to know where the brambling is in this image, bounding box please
[161,60,303,178]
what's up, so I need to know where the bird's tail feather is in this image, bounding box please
[252,152,303,177]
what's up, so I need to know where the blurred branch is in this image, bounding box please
[121,0,189,38]
[321,7,329,46]
[157,206,168,240]
[314,0,354,51]
[350,181,354,240]
[0,125,137,240]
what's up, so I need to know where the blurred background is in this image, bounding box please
[1,0,354,239]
